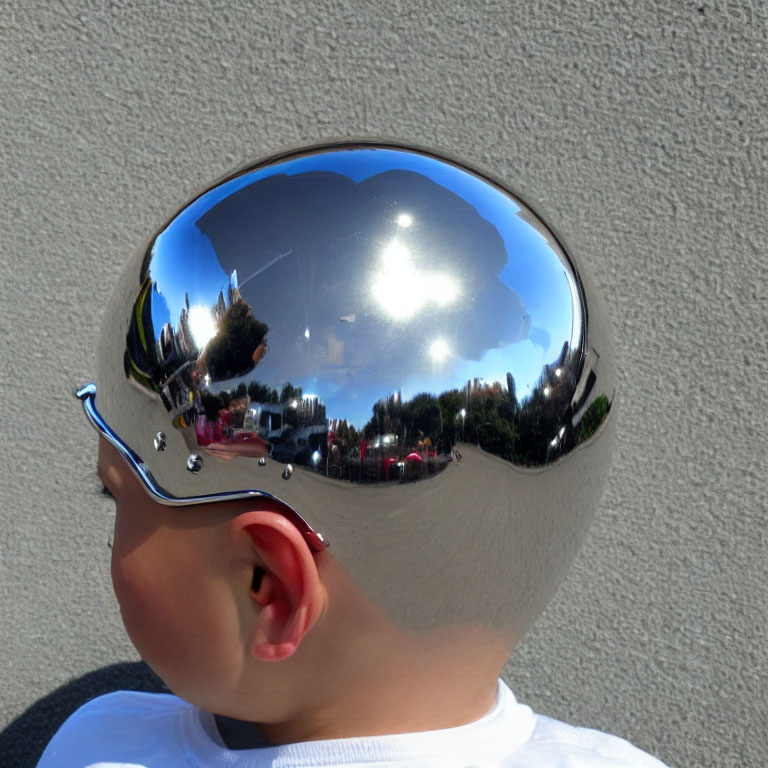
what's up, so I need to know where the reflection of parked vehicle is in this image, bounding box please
[244,403,287,441]
[270,427,299,462]
[270,426,328,466]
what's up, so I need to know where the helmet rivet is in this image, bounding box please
[281,464,293,480]
[258,457,266,466]
[153,432,167,452]
[186,454,203,473]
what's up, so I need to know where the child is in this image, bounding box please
[38,142,667,766]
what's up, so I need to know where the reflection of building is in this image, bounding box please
[214,290,227,321]
[244,403,287,440]
[212,272,244,323]
[176,293,196,359]
[227,269,242,304]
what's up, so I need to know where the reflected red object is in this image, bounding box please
[195,415,211,446]
[195,416,225,446]
[205,430,270,460]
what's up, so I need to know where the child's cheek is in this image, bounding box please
[110,536,189,680]
[112,543,163,658]
[110,533,238,703]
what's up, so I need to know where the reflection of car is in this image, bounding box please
[270,428,298,461]
[343,450,444,483]
[270,427,327,466]
[381,456,399,479]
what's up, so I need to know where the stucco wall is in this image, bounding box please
[1,3,765,766]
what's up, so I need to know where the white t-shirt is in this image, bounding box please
[36,680,668,767]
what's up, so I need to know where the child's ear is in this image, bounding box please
[229,510,326,662]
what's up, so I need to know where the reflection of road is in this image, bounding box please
[274,436,611,634]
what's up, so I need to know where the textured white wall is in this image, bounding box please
[1,2,765,766]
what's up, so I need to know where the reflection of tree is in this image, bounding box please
[219,390,233,409]
[334,419,360,449]
[509,343,572,465]
[467,387,519,462]
[363,393,444,453]
[194,364,610,473]
[579,394,610,441]
[247,381,279,404]
[204,300,268,382]
[279,382,302,404]
[351,343,611,471]
[279,383,302,427]
[408,393,442,442]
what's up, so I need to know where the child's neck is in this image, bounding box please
[215,673,500,749]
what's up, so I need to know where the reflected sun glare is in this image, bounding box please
[371,240,460,321]
[188,305,218,349]
[429,339,451,363]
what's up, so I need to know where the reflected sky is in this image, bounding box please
[143,147,582,428]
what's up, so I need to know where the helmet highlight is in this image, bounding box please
[81,142,615,632]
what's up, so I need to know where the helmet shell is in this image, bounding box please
[93,142,615,631]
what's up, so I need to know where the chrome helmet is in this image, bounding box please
[79,141,615,633]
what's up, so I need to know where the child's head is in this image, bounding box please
[99,435,514,739]
[82,142,615,737]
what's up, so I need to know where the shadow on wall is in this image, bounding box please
[0,662,167,768]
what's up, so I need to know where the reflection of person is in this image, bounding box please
[40,146,667,768]
[201,300,268,382]
[251,340,267,366]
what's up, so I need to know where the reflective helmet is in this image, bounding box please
[79,141,615,633]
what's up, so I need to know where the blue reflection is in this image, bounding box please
[149,224,230,327]
[148,283,171,345]
[277,148,579,365]
[147,146,583,433]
